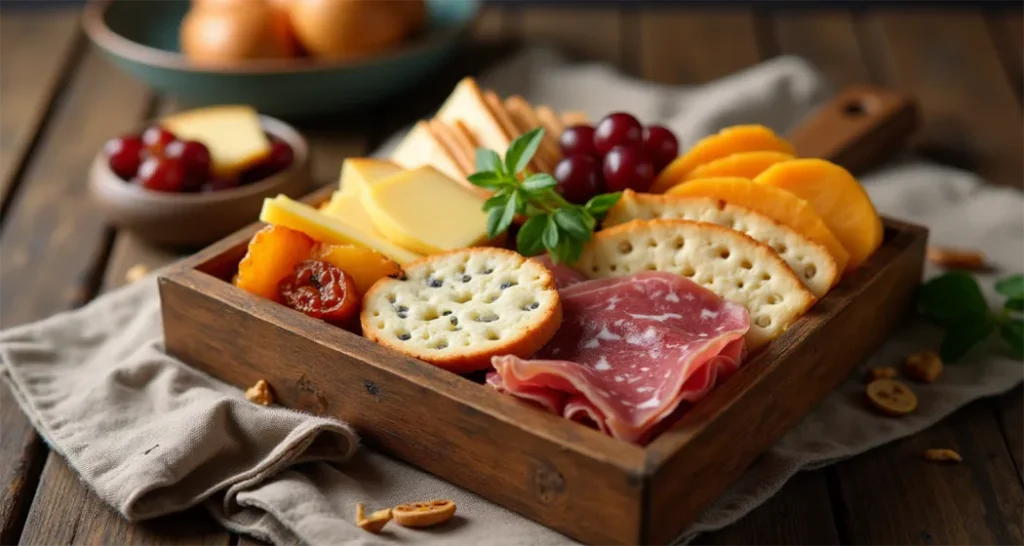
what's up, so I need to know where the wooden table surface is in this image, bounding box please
[1,4,1022,545]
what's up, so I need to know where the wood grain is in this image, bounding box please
[520,8,624,65]
[988,11,1023,101]
[639,11,760,84]
[772,11,871,88]
[0,383,47,546]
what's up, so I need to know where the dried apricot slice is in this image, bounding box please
[866,378,917,416]
[314,243,404,296]
[684,151,794,182]
[650,125,795,193]
[392,499,456,528]
[235,225,316,301]
[355,503,393,534]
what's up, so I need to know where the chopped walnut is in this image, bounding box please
[927,247,986,270]
[924,448,962,463]
[356,503,393,533]
[904,350,943,383]
[245,379,274,406]
[125,264,150,284]
[866,367,897,381]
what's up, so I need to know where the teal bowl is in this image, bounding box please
[83,0,479,119]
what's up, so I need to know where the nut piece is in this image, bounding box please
[355,503,393,534]
[904,350,943,383]
[866,379,918,416]
[927,247,986,270]
[125,264,150,284]
[245,379,274,406]
[924,448,962,463]
[392,499,456,528]
[866,367,897,381]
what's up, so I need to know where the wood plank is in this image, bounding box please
[988,11,1024,104]
[999,390,1023,483]
[860,11,1023,188]
[772,11,872,87]
[0,383,47,546]
[520,8,624,65]
[639,10,760,84]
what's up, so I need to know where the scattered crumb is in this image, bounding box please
[927,247,986,270]
[125,264,149,284]
[904,350,943,383]
[245,379,274,406]
[866,379,918,416]
[866,367,897,381]
[924,448,962,463]
[356,503,393,533]
[393,499,457,528]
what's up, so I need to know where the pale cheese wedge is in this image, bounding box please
[320,191,390,244]
[260,195,421,264]
[338,158,403,198]
[603,190,839,297]
[162,105,270,178]
[390,120,465,183]
[574,218,815,350]
[361,166,490,255]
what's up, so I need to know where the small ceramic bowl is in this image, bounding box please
[89,115,311,248]
[82,0,480,119]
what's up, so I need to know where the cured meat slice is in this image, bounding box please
[490,272,749,443]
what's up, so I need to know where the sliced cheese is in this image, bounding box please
[321,191,388,241]
[260,195,421,264]
[162,105,270,178]
[362,166,490,255]
[338,158,403,197]
[390,121,465,182]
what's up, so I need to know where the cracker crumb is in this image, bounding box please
[866,367,897,381]
[927,247,986,270]
[904,350,943,383]
[245,379,274,406]
[924,448,962,463]
[356,503,393,533]
[125,264,149,284]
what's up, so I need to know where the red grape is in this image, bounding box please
[553,155,602,204]
[165,139,211,190]
[593,112,643,155]
[135,156,187,192]
[242,140,294,185]
[141,126,177,156]
[642,125,679,171]
[602,145,655,192]
[104,135,144,180]
[559,125,599,159]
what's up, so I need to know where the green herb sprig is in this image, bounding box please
[918,272,1023,362]
[467,128,621,264]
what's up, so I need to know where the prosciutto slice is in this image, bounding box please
[489,272,749,444]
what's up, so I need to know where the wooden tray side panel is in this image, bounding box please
[641,221,928,544]
[159,272,645,545]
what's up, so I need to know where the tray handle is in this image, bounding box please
[788,85,919,174]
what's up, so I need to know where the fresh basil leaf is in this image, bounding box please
[522,173,558,192]
[475,148,504,175]
[552,237,584,265]
[1000,319,1024,358]
[940,318,994,363]
[542,215,560,251]
[995,274,1024,300]
[516,215,547,257]
[467,171,505,190]
[498,194,518,233]
[585,192,623,216]
[486,207,505,239]
[918,272,990,327]
[1006,297,1024,312]
[504,127,545,175]
[483,189,509,211]
[553,208,590,241]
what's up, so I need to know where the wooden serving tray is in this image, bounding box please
[159,87,926,544]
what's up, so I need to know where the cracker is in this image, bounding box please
[436,77,510,156]
[535,105,566,137]
[574,219,815,349]
[560,111,590,126]
[482,90,549,173]
[505,96,561,168]
[361,248,562,373]
[390,121,464,183]
[604,190,839,297]
[427,119,473,177]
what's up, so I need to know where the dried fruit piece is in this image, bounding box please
[245,379,273,406]
[904,350,943,383]
[355,503,393,534]
[866,378,918,416]
[924,448,962,463]
[236,225,316,301]
[866,367,897,382]
[314,243,404,295]
[278,260,360,324]
[927,247,987,270]
[392,499,456,528]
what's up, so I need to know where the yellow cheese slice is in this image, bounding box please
[361,166,490,255]
[320,191,389,241]
[260,195,421,264]
[162,105,270,178]
[338,158,403,198]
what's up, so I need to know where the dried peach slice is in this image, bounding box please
[392,499,456,528]
[355,503,393,534]
[314,243,404,296]
[684,151,794,182]
[651,125,795,193]
[866,378,917,416]
[755,159,883,271]
[235,225,316,301]
[666,177,850,272]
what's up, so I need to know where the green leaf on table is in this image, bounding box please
[584,192,622,216]
[475,148,504,175]
[940,317,994,363]
[542,215,560,251]
[1005,297,1024,313]
[1000,319,1024,359]
[554,208,591,241]
[522,173,558,192]
[918,272,990,326]
[467,171,505,190]
[995,274,1024,300]
[516,215,547,257]
[504,127,545,175]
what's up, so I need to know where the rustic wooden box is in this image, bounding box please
[159,181,928,544]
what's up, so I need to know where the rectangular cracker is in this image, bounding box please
[535,105,565,138]
[561,111,591,126]
[390,120,464,183]
[428,119,473,177]
[505,96,561,169]
[482,90,550,174]
[436,77,512,159]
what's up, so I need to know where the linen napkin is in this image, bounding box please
[2,48,1022,546]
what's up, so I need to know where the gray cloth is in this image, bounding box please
[2,49,1022,546]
